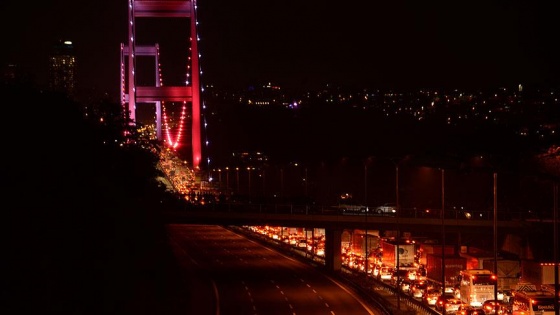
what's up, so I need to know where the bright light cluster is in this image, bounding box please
[155,41,189,150]
[162,101,187,149]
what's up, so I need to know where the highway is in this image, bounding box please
[168,224,384,315]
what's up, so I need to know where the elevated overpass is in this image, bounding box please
[163,208,528,233]
[163,205,544,272]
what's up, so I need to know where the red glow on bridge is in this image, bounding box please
[120,0,202,169]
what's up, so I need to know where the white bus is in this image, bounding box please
[458,269,498,307]
[512,290,556,315]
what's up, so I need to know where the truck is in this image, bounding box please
[350,230,380,256]
[520,261,560,286]
[381,240,415,268]
[540,283,560,296]
[426,254,466,287]
[482,259,521,290]
[458,269,497,307]
[418,244,455,266]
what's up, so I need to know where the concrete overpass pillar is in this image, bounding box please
[325,228,343,272]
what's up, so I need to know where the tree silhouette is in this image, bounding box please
[3,81,189,315]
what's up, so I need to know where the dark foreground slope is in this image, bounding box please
[2,82,189,315]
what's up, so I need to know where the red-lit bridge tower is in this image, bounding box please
[120,0,202,170]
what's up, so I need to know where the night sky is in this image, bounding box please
[2,0,559,97]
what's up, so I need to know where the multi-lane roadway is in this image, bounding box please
[168,224,383,315]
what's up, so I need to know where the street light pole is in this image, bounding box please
[225,167,230,193]
[553,181,558,315]
[493,172,498,302]
[236,167,240,194]
[261,168,266,198]
[395,163,401,310]
[304,167,308,197]
[280,168,284,200]
[247,167,252,200]
[441,168,446,315]
[396,165,399,216]
[364,162,368,279]
[365,163,368,206]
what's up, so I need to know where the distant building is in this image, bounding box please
[49,40,76,97]
[246,82,286,106]
[230,151,269,167]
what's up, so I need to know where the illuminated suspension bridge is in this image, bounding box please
[120,0,204,171]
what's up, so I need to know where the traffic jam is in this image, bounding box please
[240,225,539,315]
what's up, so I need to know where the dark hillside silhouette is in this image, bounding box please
[3,82,189,315]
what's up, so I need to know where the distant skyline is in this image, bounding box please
[2,1,559,99]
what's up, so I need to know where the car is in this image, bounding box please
[423,288,441,306]
[499,290,513,304]
[443,299,463,314]
[340,203,369,214]
[436,293,462,314]
[390,269,411,286]
[399,279,413,293]
[481,300,509,315]
[373,203,397,215]
[409,280,429,299]
[457,304,485,315]
[377,266,393,281]
[416,267,428,280]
